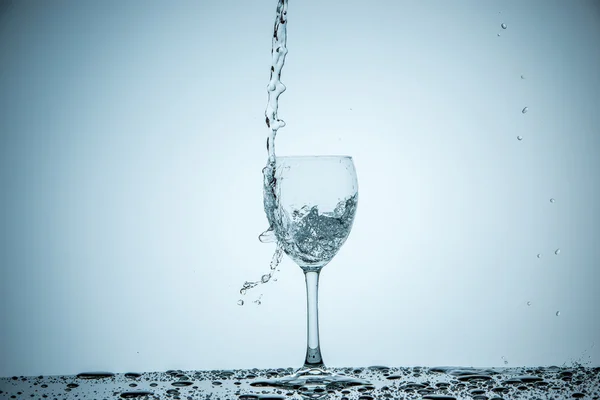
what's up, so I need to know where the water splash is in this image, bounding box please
[238,0,290,303]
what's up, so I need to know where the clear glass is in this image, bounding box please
[258,156,370,394]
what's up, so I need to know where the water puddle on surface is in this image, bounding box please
[1,366,598,399]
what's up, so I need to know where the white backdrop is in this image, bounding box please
[1,0,599,377]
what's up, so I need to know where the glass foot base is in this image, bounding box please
[251,367,372,397]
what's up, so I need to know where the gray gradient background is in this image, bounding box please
[0,0,599,377]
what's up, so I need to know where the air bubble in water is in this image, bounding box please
[550,198,555,203]
[537,253,542,258]
[501,23,507,29]
[556,311,561,316]
[517,136,523,141]
[555,248,561,255]
[522,107,529,114]
[237,300,244,306]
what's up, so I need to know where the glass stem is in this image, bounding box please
[303,270,325,369]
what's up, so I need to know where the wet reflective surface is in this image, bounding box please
[1,366,599,399]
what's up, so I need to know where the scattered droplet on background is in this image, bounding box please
[550,198,556,203]
[556,311,561,316]
[555,248,561,255]
[527,301,531,306]
[501,23,507,29]
[517,136,523,141]
[237,300,244,306]
[522,106,529,114]
[521,74,525,79]
[537,253,542,259]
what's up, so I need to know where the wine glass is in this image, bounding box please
[256,155,370,394]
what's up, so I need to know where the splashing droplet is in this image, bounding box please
[522,106,529,114]
[556,311,561,316]
[550,198,555,203]
[537,253,542,259]
[555,248,561,255]
[237,300,244,306]
[517,136,523,141]
[501,23,507,29]
[259,229,276,243]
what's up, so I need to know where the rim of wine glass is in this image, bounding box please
[275,155,353,160]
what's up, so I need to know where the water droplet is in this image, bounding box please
[237,300,244,306]
[527,301,531,306]
[259,229,276,243]
[522,106,529,114]
[76,372,115,380]
[255,300,262,305]
[521,74,526,79]
[517,136,523,141]
[501,23,507,29]
[556,311,561,316]
[497,33,501,37]
[555,248,561,255]
[537,253,542,259]
[172,381,193,387]
[261,274,270,283]
[120,391,154,399]
[550,198,555,203]
[240,289,247,295]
